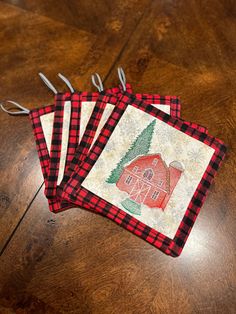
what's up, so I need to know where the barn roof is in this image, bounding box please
[126,153,166,166]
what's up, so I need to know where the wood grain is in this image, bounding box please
[0,0,148,253]
[2,0,150,35]
[0,0,235,313]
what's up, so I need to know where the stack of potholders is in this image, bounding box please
[1,68,226,257]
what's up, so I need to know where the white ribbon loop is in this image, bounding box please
[91,73,104,92]
[58,73,75,93]
[118,67,126,91]
[0,100,30,115]
[38,72,58,94]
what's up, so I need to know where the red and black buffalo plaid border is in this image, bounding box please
[44,85,133,202]
[62,92,226,257]
[44,92,79,199]
[135,93,207,133]
[29,99,74,212]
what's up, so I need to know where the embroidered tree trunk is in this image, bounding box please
[106,120,156,183]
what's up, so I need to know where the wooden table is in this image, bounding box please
[0,0,235,313]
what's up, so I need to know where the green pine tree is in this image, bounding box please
[106,119,156,183]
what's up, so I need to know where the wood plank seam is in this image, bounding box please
[0,183,44,256]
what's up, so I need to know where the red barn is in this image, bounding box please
[116,154,184,210]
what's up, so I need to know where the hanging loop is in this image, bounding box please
[58,73,75,93]
[118,67,126,91]
[91,73,104,92]
[0,100,30,115]
[38,72,58,94]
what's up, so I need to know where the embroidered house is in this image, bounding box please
[116,154,184,210]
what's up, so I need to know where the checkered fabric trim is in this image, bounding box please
[29,101,73,212]
[62,92,226,257]
[45,85,132,203]
[135,93,207,133]
[29,104,54,179]
[44,92,79,198]
[178,118,208,134]
[135,93,181,118]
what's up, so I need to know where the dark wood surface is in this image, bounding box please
[0,0,235,313]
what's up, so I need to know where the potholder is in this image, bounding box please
[61,92,226,257]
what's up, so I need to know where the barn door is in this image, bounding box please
[130,180,150,204]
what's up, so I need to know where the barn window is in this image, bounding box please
[133,166,139,173]
[143,169,153,180]
[151,190,160,200]
[125,175,132,185]
[157,180,163,187]
[152,158,158,166]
